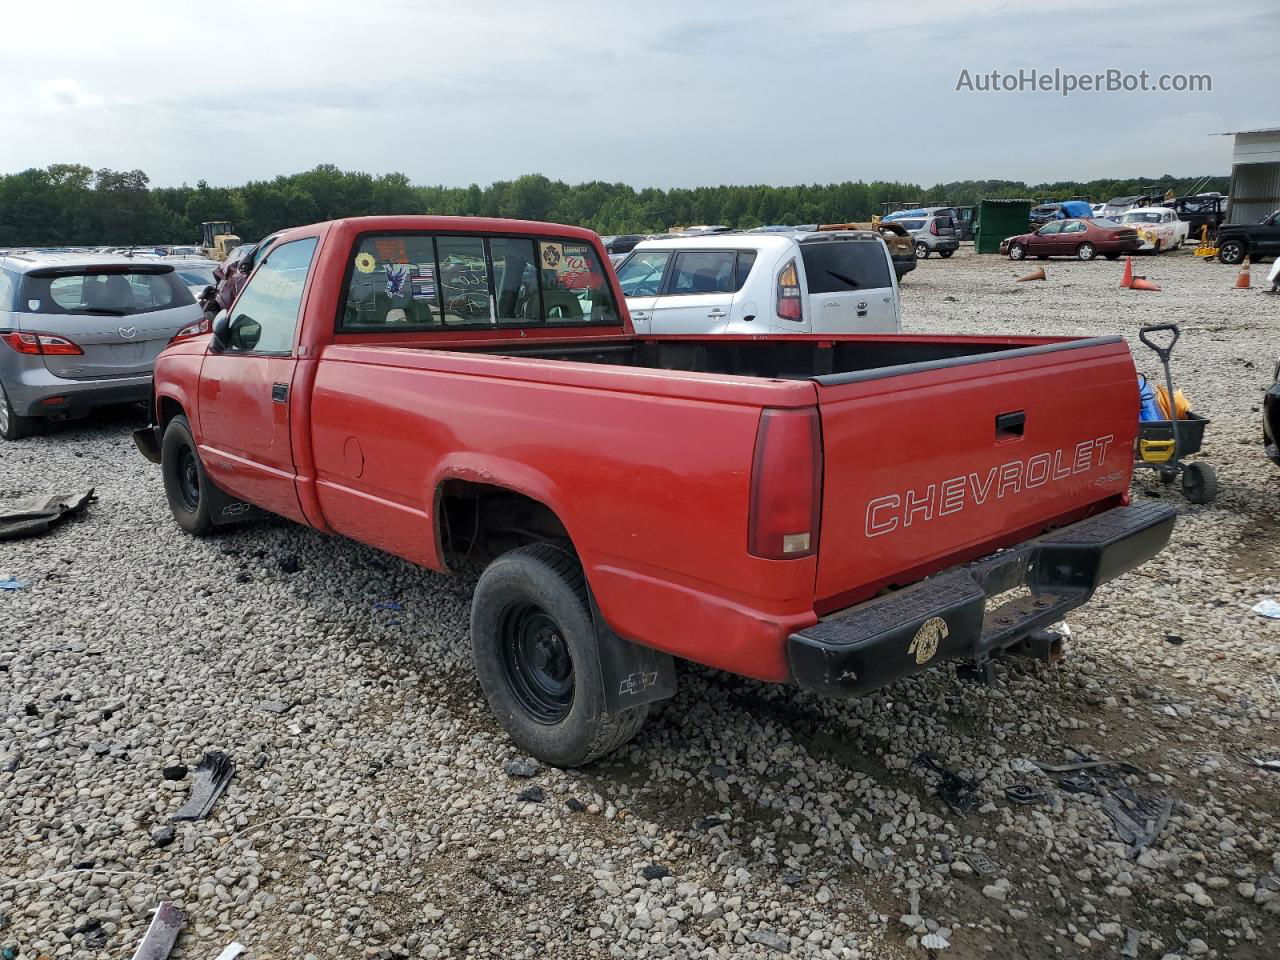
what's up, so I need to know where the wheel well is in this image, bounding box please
[436,480,571,569]
[157,396,185,429]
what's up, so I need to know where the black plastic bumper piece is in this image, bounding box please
[788,503,1176,696]
[1264,380,1280,467]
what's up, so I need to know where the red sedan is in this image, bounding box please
[1001,219,1142,261]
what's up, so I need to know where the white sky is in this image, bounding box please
[0,0,1271,188]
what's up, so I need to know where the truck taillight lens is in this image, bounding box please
[171,316,210,343]
[776,259,802,321]
[1,331,84,356]
[748,407,822,560]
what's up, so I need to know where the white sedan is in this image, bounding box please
[1117,207,1189,253]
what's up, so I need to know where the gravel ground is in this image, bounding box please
[2,247,1278,960]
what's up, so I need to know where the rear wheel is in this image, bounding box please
[471,543,648,767]
[161,415,214,535]
[1218,240,1246,265]
[0,384,37,441]
[1181,461,1218,505]
[1008,242,1026,261]
[1077,242,1095,260]
[938,249,954,259]
[914,241,929,260]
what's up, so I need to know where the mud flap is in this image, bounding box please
[588,594,677,712]
[204,478,269,527]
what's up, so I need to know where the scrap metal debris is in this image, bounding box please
[171,751,234,821]
[964,851,997,875]
[1033,757,1143,775]
[1100,790,1173,855]
[1247,757,1280,772]
[129,902,185,960]
[0,489,96,540]
[1004,784,1047,805]
[914,753,979,814]
[212,943,248,960]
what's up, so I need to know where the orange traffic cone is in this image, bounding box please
[1016,267,1046,282]
[1236,258,1251,289]
[1130,277,1161,292]
[1120,257,1134,288]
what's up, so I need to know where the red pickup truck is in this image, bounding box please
[136,216,1175,766]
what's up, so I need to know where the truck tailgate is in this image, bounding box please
[813,337,1138,608]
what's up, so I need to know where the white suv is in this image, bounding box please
[613,231,901,336]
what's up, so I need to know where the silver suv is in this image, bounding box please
[885,208,960,259]
[0,254,200,439]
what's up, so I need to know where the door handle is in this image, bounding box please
[996,410,1025,439]
[707,308,727,318]
[631,312,649,320]
[271,383,289,403]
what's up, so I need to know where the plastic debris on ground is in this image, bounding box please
[914,753,979,814]
[1251,599,1280,619]
[1247,757,1280,772]
[129,902,185,960]
[171,751,234,821]
[1004,784,1047,805]
[0,489,96,540]
[0,575,23,591]
[212,943,248,960]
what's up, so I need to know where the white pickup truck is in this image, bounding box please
[613,231,902,336]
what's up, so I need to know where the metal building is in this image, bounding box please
[1219,126,1280,224]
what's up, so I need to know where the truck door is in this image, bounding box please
[197,236,318,523]
[648,250,736,334]
[799,238,899,333]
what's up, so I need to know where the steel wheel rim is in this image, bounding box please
[177,446,200,511]
[1079,244,1093,260]
[499,600,574,723]
[1010,245,1024,260]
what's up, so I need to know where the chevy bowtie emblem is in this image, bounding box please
[118,324,137,340]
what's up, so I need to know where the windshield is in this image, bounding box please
[1122,212,1162,224]
[615,250,670,297]
[21,268,193,316]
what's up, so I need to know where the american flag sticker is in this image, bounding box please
[411,264,436,299]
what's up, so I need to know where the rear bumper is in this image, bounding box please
[931,240,960,253]
[893,256,917,278]
[6,367,151,418]
[788,503,1176,696]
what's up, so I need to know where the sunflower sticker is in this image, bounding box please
[354,252,376,274]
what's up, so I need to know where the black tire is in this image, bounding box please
[1104,252,1120,260]
[914,241,929,260]
[471,543,648,767]
[1152,240,1162,255]
[938,249,954,259]
[161,415,214,535]
[1077,242,1095,261]
[1008,242,1026,261]
[0,383,38,441]
[1217,240,1246,265]
[1181,461,1218,505]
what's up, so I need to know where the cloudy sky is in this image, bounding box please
[0,0,1273,189]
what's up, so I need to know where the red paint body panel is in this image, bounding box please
[148,216,1143,687]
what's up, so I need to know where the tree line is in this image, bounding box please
[0,163,1229,247]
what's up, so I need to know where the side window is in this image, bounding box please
[537,240,618,323]
[1038,222,1064,235]
[1062,221,1085,234]
[227,237,318,354]
[438,236,491,324]
[491,237,541,323]
[668,251,735,295]
[615,251,670,298]
[734,251,757,290]
[0,269,14,311]
[342,234,441,331]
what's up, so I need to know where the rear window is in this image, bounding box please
[339,232,619,331]
[898,219,926,230]
[800,241,892,294]
[21,268,192,316]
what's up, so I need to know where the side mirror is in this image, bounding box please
[210,310,231,353]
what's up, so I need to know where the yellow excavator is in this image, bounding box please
[199,221,242,261]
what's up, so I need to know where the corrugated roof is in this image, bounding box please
[1217,126,1280,136]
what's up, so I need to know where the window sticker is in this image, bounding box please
[354,252,376,274]
[540,242,563,270]
[375,238,409,263]
[410,264,436,299]
[555,244,601,290]
[384,263,409,299]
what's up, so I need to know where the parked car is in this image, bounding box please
[1000,218,1142,261]
[1116,207,1189,253]
[1168,194,1228,242]
[614,230,901,334]
[135,214,1176,766]
[166,258,218,299]
[0,254,201,439]
[1215,210,1280,265]
[891,210,959,259]
[1029,203,1063,227]
[603,235,643,256]
[1100,195,1158,220]
[1265,356,1279,467]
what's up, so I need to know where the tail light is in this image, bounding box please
[776,259,802,321]
[929,220,939,235]
[748,407,822,559]
[1,331,83,356]
[171,316,211,343]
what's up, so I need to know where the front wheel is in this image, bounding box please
[1008,242,1026,261]
[1181,461,1218,505]
[0,383,38,441]
[471,544,648,767]
[161,415,214,535]
[1076,242,1095,261]
[914,242,929,260]
[1217,240,1246,265]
